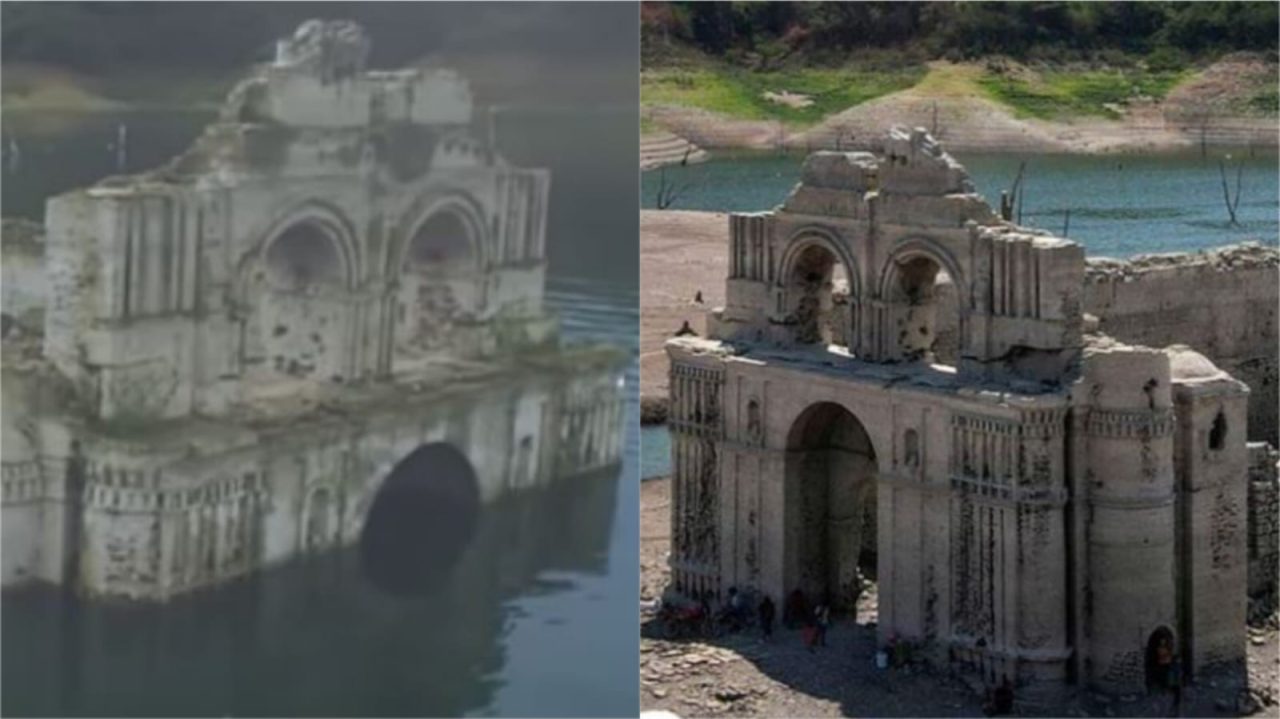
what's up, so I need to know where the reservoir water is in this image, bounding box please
[1,108,640,717]
[641,149,1279,257]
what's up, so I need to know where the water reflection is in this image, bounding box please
[3,465,620,718]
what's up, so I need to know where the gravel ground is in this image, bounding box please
[640,476,1280,718]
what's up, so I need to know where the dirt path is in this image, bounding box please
[641,476,1280,718]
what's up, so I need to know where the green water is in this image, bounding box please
[641,149,1279,258]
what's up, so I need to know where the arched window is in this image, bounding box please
[406,210,473,271]
[263,220,346,291]
[1209,410,1227,451]
[904,428,920,467]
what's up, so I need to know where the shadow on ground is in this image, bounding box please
[640,611,1264,718]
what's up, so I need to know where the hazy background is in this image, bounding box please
[2,3,640,717]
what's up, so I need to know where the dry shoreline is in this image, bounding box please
[639,210,729,422]
[640,476,1279,717]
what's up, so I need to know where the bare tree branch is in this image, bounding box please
[1218,158,1241,226]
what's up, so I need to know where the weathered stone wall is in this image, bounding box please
[1247,442,1280,613]
[0,218,46,332]
[1,346,626,599]
[1083,243,1279,445]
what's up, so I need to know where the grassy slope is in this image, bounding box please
[975,67,1189,120]
[642,64,926,127]
[3,62,237,112]
[642,45,1277,128]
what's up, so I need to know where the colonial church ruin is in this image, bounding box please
[666,127,1258,694]
[2,21,625,600]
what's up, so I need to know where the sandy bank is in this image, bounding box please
[639,210,729,420]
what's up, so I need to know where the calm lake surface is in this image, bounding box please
[641,149,1279,257]
[640,148,1279,479]
[0,108,640,717]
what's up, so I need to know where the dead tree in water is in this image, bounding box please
[1218,156,1244,227]
[655,148,699,210]
[1001,161,1027,222]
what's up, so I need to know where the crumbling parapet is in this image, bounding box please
[1084,242,1279,446]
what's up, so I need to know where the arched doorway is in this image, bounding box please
[783,242,853,349]
[1144,626,1177,691]
[785,402,878,617]
[359,443,481,595]
[888,256,945,363]
[879,245,963,367]
[394,205,482,362]
[244,217,351,384]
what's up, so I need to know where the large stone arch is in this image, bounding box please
[876,236,968,363]
[389,193,490,362]
[233,201,363,384]
[242,200,363,293]
[776,226,863,296]
[781,401,881,615]
[776,227,863,348]
[390,192,489,276]
[357,442,481,595]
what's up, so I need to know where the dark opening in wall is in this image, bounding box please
[360,443,480,596]
[1209,410,1227,451]
[264,220,346,291]
[408,210,472,269]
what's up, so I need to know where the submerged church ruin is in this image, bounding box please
[1,21,626,600]
[666,127,1267,694]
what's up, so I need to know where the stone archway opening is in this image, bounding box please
[407,211,472,269]
[785,402,878,621]
[359,443,480,596]
[394,206,482,362]
[786,243,852,349]
[264,220,347,292]
[1144,626,1177,691]
[888,255,955,366]
[246,219,350,385]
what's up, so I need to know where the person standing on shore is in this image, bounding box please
[814,604,830,647]
[758,595,776,640]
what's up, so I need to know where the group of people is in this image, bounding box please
[752,589,831,651]
[687,586,833,649]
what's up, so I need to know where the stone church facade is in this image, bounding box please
[2,22,625,601]
[666,128,1249,694]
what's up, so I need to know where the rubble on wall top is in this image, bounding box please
[794,126,976,196]
[272,19,370,78]
[0,218,45,257]
[973,222,1074,250]
[1086,241,1279,280]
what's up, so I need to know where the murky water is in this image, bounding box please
[0,108,640,717]
[641,149,1279,257]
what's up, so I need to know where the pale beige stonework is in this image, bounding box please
[1,21,626,600]
[666,127,1251,695]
